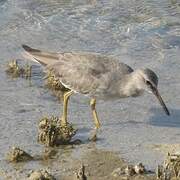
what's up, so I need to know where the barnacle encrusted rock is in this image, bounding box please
[134,163,146,174]
[74,164,87,180]
[44,70,69,100]
[6,59,32,79]
[45,70,67,91]
[112,163,146,177]
[6,146,33,162]
[156,152,180,179]
[38,116,77,146]
[124,165,136,176]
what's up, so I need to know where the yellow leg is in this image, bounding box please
[90,98,101,129]
[61,90,73,126]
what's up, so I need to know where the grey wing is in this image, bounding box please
[46,52,133,95]
[57,52,133,75]
[47,61,100,94]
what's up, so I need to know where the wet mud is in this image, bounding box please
[62,148,155,180]
[2,143,180,179]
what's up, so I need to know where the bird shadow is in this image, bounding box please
[148,107,180,128]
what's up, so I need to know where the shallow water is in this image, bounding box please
[0,0,180,178]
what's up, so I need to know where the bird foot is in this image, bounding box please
[88,128,98,142]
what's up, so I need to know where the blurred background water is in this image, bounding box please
[0,0,180,178]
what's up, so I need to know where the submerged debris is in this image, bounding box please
[44,70,69,100]
[156,152,180,179]
[5,59,32,79]
[74,165,87,180]
[38,116,77,146]
[6,147,33,162]
[28,169,55,180]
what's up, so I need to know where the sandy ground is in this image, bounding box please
[1,143,180,180]
[62,148,156,180]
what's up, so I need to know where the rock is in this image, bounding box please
[44,70,69,101]
[74,165,87,180]
[28,169,55,180]
[6,146,33,162]
[112,163,146,178]
[134,163,146,174]
[45,70,68,92]
[111,167,124,177]
[5,59,31,79]
[124,165,136,176]
[38,116,77,146]
[156,152,180,179]
[156,165,164,179]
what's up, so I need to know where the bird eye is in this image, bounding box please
[145,80,151,86]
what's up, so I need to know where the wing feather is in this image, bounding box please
[47,52,133,95]
[22,45,133,96]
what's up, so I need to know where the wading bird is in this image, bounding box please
[22,45,170,137]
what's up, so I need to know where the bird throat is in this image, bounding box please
[121,74,145,98]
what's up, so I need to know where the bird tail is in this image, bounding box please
[22,44,59,66]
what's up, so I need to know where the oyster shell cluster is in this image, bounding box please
[6,60,32,79]
[74,164,87,180]
[44,70,69,101]
[112,163,146,177]
[156,152,180,179]
[38,116,77,146]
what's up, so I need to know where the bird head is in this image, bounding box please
[135,68,170,116]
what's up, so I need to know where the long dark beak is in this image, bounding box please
[151,86,170,115]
